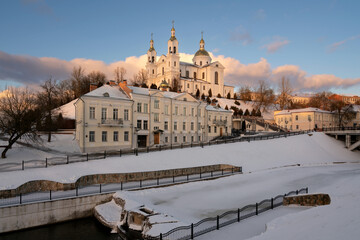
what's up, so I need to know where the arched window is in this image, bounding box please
[169,47,171,53]
[186,71,189,78]
[202,72,205,79]
[215,72,219,85]
[174,46,176,53]
[200,61,202,66]
[162,67,164,75]
[194,72,197,79]
[152,56,154,62]
[152,69,154,74]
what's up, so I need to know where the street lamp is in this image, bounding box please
[308,115,312,131]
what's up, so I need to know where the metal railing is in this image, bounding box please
[146,187,309,240]
[0,131,311,173]
[0,167,241,208]
[321,126,360,132]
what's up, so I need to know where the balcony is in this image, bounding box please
[213,120,227,126]
[101,118,124,126]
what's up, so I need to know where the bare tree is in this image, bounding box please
[277,77,293,110]
[87,71,107,87]
[308,92,332,110]
[239,86,252,102]
[0,87,42,158]
[171,77,182,92]
[330,101,356,127]
[114,67,127,84]
[253,80,275,112]
[37,78,59,142]
[57,79,74,105]
[70,66,89,98]
[132,69,148,87]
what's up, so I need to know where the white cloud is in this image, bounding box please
[327,35,360,53]
[230,26,253,46]
[262,37,290,53]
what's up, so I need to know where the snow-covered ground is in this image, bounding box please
[0,132,358,190]
[0,133,81,165]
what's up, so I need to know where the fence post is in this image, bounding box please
[121,182,123,190]
[100,184,102,193]
[140,180,142,188]
[87,153,89,161]
[237,208,240,222]
[160,233,163,240]
[45,158,48,168]
[187,174,189,181]
[104,151,106,159]
[211,171,213,177]
[232,167,234,174]
[222,169,224,175]
[136,148,138,156]
[306,187,308,194]
[200,169,202,179]
[20,193,22,204]
[170,144,172,150]
[22,160,24,170]
[271,198,274,209]
[120,149,122,157]
[157,178,159,185]
[50,190,52,200]
[191,223,194,239]
[147,147,149,153]
[181,143,183,149]
[296,190,299,195]
[217,215,219,230]
[256,203,258,215]
[76,187,78,196]
[173,175,175,183]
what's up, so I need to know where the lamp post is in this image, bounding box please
[134,127,140,148]
[308,115,312,131]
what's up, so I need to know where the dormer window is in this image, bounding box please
[103,92,109,97]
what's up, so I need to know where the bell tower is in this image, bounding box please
[146,33,157,79]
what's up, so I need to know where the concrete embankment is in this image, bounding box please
[0,193,113,233]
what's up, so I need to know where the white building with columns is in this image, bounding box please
[146,24,234,98]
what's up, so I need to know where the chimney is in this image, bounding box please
[90,83,98,92]
[109,80,116,86]
[119,80,132,96]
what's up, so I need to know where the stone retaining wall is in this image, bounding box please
[0,164,241,199]
[283,193,331,206]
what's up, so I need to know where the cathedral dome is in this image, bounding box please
[194,49,210,57]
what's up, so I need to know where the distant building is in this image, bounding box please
[146,23,234,98]
[274,108,337,131]
[290,94,312,105]
[75,82,232,153]
[329,94,360,104]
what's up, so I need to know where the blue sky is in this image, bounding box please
[1,0,359,94]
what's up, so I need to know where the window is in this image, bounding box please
[200,61,202,66]
[101,108,107,120]
[174,136,178,143]
[137,103,142,113]
[214,126,217,133]
[89,107,95,119]
[191,136,194,142]
[174,46,176,53]
[137,120,142,129]
[198,109,201,117]
[208,126,211,133]
[183,136,186,142]
[194,72,197,79]
[225,127,228,133]
[174,61,176,66]
[175,106,178,115]
[165,136,168,143]
[124,109,129,121]
[191,108,194,116]
[203,86,205,90]
[143,103,148,113]
[215,72,219,85]
[165,105,169,115]
[198,122,201,130]
[195,85,198,89]
[152,69,154,74]
[183,107,187,116]
[154,99,160,109]
[143,120,148,130]
[186,71,189,78]
[174,121,178,130]
[191,122,194,131]
[102,131,107,142]
[295,115,298,121]
[187,83,190,88]
[113,131,118,142]
[198,136,201,141]
[89,131,95,142]
[183,122,186,131]
[154,126,159,130]
[113,109,118,120]
[154,113,159,122]
[164,121,168,130]
[162,67,164,75]
[296,125,299,130]
[209,115,211,121]
[124,131,129,141]
[202,72,205,79]
[169,46,171,53]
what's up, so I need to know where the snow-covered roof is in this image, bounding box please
[128,86,188,99]
[206,105,232,113]
[84,85,129,100]
[55,99,77,119]
[275,107,332,116]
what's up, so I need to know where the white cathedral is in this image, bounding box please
[146,24,234,98]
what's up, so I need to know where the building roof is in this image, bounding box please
[275,107,332,116]
[84,85,129,100]
[128,86,187,99]
[194,49,210,57]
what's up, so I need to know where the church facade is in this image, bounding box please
[146,25,234,98]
